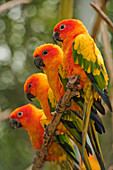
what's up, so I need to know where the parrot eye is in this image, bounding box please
[59,24,66,31]
[17,112,23,117]
[28,83,31,89]
[42,50,48,56]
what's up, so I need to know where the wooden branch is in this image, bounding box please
[90,0,108,40]
[32,76,80,170]
[100,21,113,84]
[100,21,113,146]
[0,0,32,14]
[90,2,113,32]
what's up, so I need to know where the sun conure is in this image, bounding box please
[9,103,80,169]
[53,19,112,161]
[24,73,93,170]
[33,43,106,169]
[81,154,101,170]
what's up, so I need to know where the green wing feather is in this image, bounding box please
[58,64,68,92]
[55,133,80,168]
[73,34,108,90]
[73,34,112,111]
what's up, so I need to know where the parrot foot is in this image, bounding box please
[33,149,45,166]
[43,124,50,139]
[36,149,49,157]
[43,124,56,139]
[55,98,66,113]
[52,135,56,142]
[36,149,41,157]
[51,111,56,116]
[67,75,81,91]
[33,151,45,168]
[33,157,36,164]
[56,98,71,113]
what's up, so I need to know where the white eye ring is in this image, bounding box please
[17,112,23,117]
[59,24,66,30]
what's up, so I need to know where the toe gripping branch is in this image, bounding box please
[56,75,80,114]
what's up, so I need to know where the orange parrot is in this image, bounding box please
[33,44,105,169]
[53,19,112,161]
[24,73,94,169]
[24,71,105,169]
[9,104,79,169]
[81,154,101,170]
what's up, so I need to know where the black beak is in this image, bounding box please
[26,92,35,102]
[10,118,22,129]
[34,56,45,69]
[53,31,63,44]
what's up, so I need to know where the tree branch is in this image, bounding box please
[100,21,113,147]
[90,0,108,40]
[100,21,113,84]
[90,2,113,32]
[32,76,80,170]
[0,0,32,14]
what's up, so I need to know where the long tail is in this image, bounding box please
[55,133,80,169]
[72,96,105,133]
[88,120,105,170]
[82,85,94,162]
[61,119,92,170]
[85,72,112,112]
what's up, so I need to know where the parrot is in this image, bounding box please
[52,19,112,160]
[9,103,80,169]
[33,43,106,169]
[81,154,101,170]
[24,73,93,170]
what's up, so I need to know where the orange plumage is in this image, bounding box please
[9,104,69,164]
[24,73,71,134]
[33,44,65,102]
[53,19,88,88]
[81,154,101,170]
[33,44,80,112]
[24,73,52,120]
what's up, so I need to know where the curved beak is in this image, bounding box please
[10,118,22,129]
[53,31,63,44]
[26,92,35,102]
[34,56,45,69]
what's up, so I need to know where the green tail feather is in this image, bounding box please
[88,120,105,170]
[55,133,80,169]
[82,95,93,162]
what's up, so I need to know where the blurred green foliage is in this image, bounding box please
[0,0,113,169]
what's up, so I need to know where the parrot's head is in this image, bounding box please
[53,19,87,44]
[33,43,63,71]
[9,104,43,131]
[24,73,49,102]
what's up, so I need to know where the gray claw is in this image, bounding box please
[43,125,50,139]
[65,100,71,107]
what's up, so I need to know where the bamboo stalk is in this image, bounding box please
[59,0,74,20]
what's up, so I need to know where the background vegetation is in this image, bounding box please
[0,0,113,169]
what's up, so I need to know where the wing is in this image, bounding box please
[58,64,68,92]
[55,133,80,168]
[73,34,112,111]
[48,88,57,113]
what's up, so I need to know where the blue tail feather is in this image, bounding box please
[85,72,112,112]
